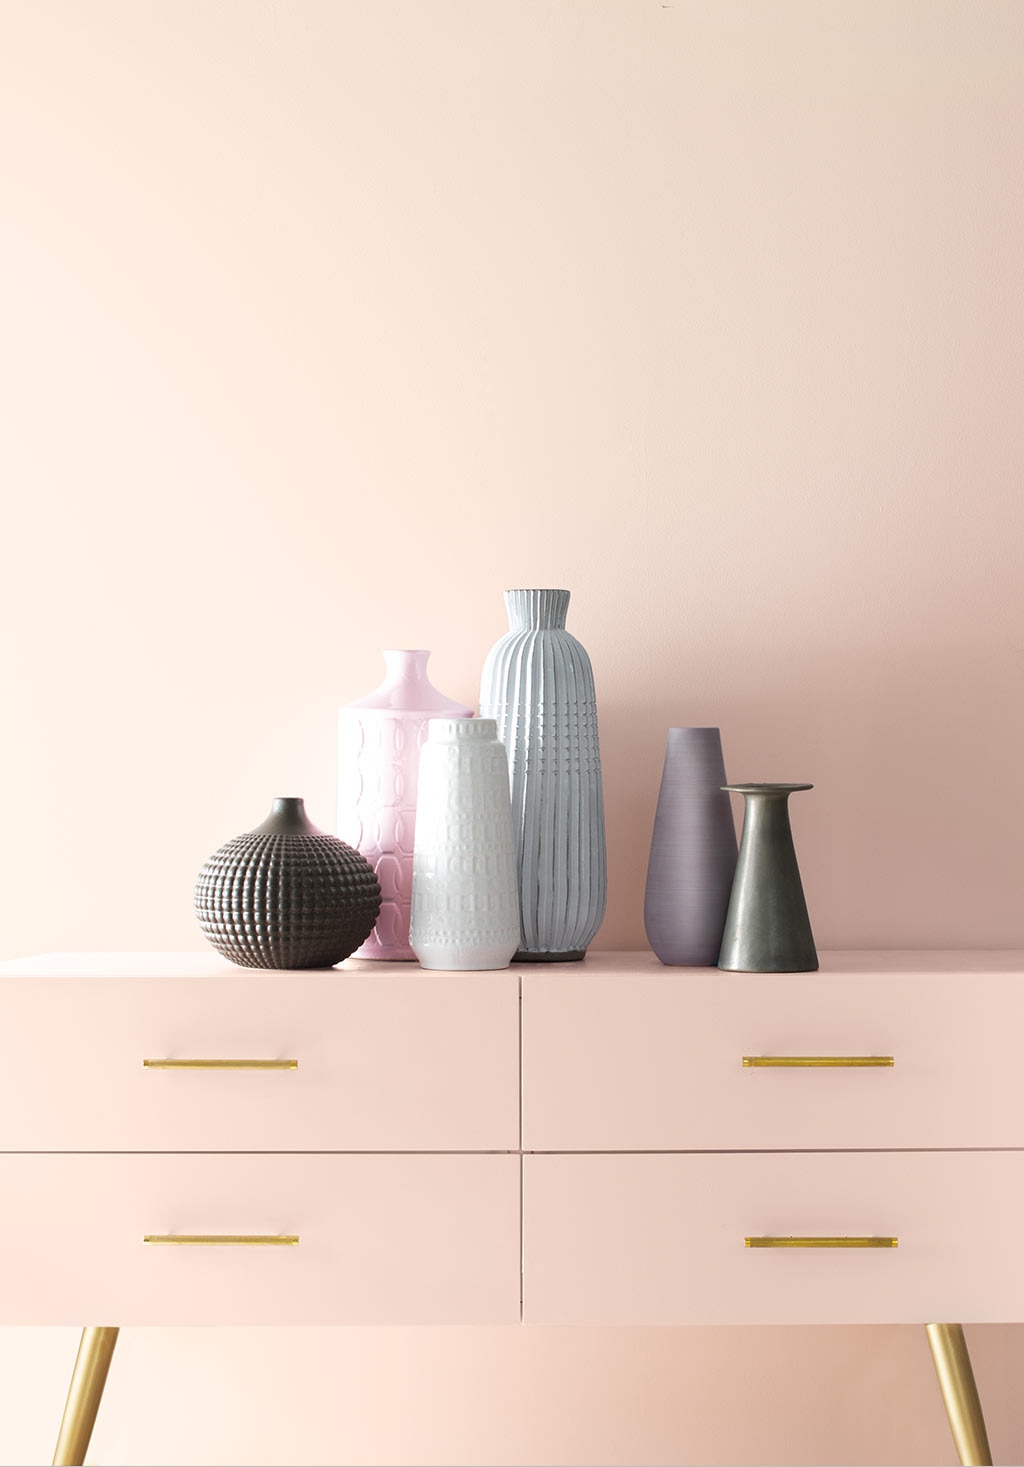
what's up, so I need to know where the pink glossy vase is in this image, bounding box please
[337,650,472,960]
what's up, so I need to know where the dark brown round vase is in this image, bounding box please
[194,797,382,969]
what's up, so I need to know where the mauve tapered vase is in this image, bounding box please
[643,727,738,966]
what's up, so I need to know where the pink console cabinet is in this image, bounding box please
[0,948,1019,1465]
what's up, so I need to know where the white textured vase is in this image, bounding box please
[409,718,520,971]
[479,588,606,961]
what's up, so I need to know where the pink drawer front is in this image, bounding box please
[523,1150,1024,1325]
[0,954,519,1151]
[0,1153,520,1325]
[522,950,1024,1150]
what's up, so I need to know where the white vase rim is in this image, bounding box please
[426,717,496,740]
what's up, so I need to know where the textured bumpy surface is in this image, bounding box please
[194,799,381,969]
[479,589,606,959]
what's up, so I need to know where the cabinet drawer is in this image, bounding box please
[0,954,519,1150]
[0,1153,520,1324]
[523,1150,1024,1324]
[522,951,1024,1150]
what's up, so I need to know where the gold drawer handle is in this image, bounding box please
[144,1234,299,1246]
[742,1056,894,1068]
[745,1236,898,1248]
[143,1059,298,1070]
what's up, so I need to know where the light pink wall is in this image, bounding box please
[1,2,1022,1463]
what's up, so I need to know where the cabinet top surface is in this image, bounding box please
[0,949,1021,978]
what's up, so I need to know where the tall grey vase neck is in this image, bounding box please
[479,587,607,961]
[717,783,818,973]
[505,588,570,630]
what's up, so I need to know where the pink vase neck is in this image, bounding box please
[346,649,473,715]
[383,649,430,684]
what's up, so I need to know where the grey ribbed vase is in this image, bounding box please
[644,727,738,966]
[479,588,606,961]
[717,783,818,973]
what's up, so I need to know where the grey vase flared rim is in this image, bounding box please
[722,783,813,795]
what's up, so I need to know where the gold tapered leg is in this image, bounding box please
[52,1327,120,1467]
[925,1322,992,1467]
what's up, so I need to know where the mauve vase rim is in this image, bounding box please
[723,782,814,795]
[667,725,722,734]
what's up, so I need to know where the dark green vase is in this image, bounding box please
[717,783,818,973]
